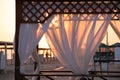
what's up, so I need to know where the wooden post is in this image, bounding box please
[15,0,22,80]
[4,43,7,73]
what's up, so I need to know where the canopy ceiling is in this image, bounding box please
[20,0,120,23]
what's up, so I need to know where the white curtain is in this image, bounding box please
[19,23,44,74]
[18,16,53,80]
[110,20,120,39]
[46,14,111,74]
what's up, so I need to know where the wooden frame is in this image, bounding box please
[21,0,120,23]
[15,0,120,80]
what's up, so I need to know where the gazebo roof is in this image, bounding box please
[99,43,109,48]
[110,42,120,47]
[15,1,120,80]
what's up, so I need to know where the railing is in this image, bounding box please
[38,48,58,64]
[22,70,120,80]
[93,52,118,71]
[20,50,120,80]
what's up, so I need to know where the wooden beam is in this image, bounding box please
[15,0,21,80]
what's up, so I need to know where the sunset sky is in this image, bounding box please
[0,0,15,42]
[0,0,119,46]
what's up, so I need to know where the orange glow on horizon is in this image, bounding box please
[102,24,120,45]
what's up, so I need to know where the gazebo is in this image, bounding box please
[15,0,120,80]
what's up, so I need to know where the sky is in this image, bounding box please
[0,0,120,47]
[102,25,120,45]
[0,0,15,42]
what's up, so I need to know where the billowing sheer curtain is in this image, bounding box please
[18,16,53,80]
[19,23,42,73]
[46,14,111,75]
[110,20,120,39]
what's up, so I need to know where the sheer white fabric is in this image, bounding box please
[30,49,40,80]
[18,16,53,80]
[46,14,111,74]
[110,20,120,39]
[19,23,43,74]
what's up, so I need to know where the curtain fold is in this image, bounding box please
[18,16,53,80]
[46,14,111,74]
[18,23,43,74]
